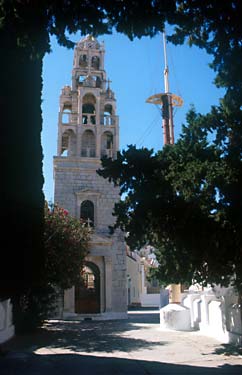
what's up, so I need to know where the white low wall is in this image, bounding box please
[0,299,15,344]
[160,303,192,331]
[180,287,242,344]
[140,293,160,307]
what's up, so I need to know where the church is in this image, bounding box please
[53,35,127,319]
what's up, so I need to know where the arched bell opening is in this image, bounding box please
[62,102,72,124]
[81,130,96,157]
[75,262,100,314]
[104,104,115,125]
[61,129,76,156]
[91,55,100,69]
[82,93,96,125]
[79,54,88,68]
[101,131,113,158]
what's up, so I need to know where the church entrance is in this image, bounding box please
[75,262,100,314]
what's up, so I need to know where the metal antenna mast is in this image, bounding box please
[146,30,183,146]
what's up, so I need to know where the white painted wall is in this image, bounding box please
[160,286,242,344]
[140,292,160,307]
[180,287,242,344]
[0,299,15,344]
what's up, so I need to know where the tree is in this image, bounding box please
[97,1,242,294]
[44,203,90,290]
[168,0,242,107]
[98,105,242,293]
[13,202,90,333]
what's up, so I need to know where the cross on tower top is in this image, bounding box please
[107,78,112,89]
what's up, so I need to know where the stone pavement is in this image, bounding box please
[1,308,242,374]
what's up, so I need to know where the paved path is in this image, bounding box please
[1,308,242,374]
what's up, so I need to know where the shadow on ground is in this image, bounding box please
[0,352,242,375]
[2,311,162,354]
[2,309,241,374]
[213,343,242,357]
[127,308,160,324]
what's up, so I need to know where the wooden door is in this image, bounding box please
[75,263,100,314]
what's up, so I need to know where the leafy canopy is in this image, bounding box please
[98,104,242,292]
[0,0,177,58]
[98,1,242,292]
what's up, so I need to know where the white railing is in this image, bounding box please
[82,113,96,125]
[81,148,96,157]
[102,115,117,126]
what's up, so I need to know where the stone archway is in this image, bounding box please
[75,262,100,314]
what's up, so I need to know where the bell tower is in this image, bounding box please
[53,35,127,318]
[57,34,119,163]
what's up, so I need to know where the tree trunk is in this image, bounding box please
[0,33,45,298]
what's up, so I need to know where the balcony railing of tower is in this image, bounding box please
[82,113,96,125]
[101,148,113,158]
[81,147,96,158]
[60,111,78,125]
[101,115,118,126]
[60,112,118,127]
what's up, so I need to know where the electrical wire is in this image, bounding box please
[136,112,161,147]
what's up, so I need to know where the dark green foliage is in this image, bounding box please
[98,104,242,292]
[12,284,58,334]
[98,1,242,293]
[168,1,242,110]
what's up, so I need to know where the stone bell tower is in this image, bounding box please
[53,35,127,319]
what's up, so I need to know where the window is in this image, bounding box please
[101,132,113,157]
[81,130,96,157]
[104,104,114,125]
[62,103,72,124]
[80,200,94,227]
[61,129,76,156]
[82,266,95,289]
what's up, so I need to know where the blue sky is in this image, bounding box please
[41,29,225,203]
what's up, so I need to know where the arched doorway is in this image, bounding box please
[75,262,100,314]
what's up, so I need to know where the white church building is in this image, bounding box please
[53,35,127,319]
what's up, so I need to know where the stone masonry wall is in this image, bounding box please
[54,156,127,315]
